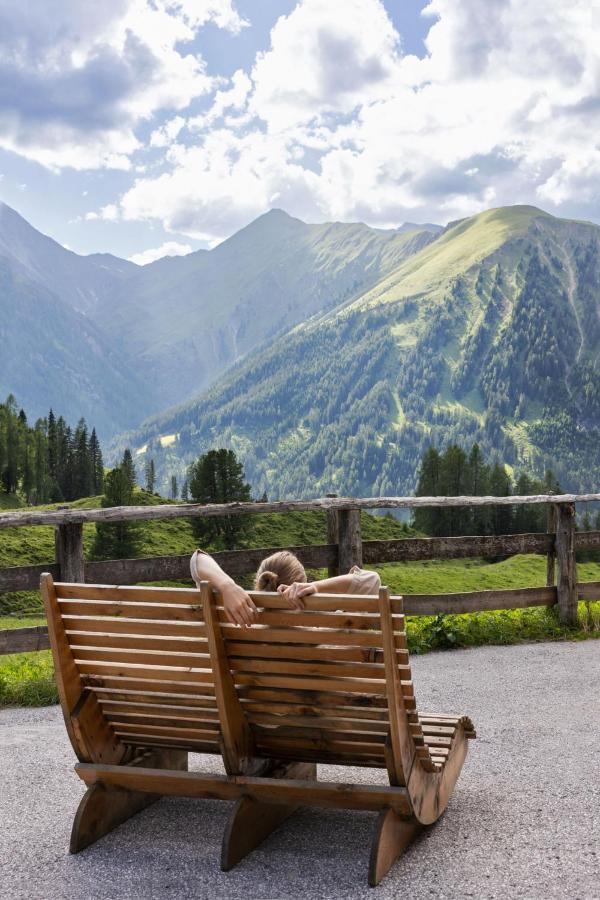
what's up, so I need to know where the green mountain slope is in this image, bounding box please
[119,206,600,496]
[99,210,439,404]
[0,203,437,433]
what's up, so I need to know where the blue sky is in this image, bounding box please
[0,0,597,263]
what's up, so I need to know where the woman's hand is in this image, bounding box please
[277,581,317,610]
[220,582,258,626]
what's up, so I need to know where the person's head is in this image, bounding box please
[254,550,306,591]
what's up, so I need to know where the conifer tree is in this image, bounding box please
[180,478,189,502]
[170,475,178,500]
[188,448,252,549]
[122,448,137,494]
[89,428,104,495]
[413,446,442,534]
[145,458,156,494]
[91,451,142,560]
[73,418,92,499]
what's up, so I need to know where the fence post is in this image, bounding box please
[55,521,85,582]
[337,507,363,573]
[554,502,578,626]
[325,493,339,577]
[546,492,556,587]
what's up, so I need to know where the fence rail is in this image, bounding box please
[1,494,599,655]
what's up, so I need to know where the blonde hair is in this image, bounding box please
[254,551,306,591]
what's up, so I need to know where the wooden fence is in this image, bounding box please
[1,493,599,655]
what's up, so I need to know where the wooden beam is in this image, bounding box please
[0,625,50,654]
[338,508,362,572]
[402,585,555,615]
[3,493,600,527]
[55,523,85,582]
[74,763,412,814]
[202,583,256,775]
[363,532,552,563]
[378,586,415,787]
[555,503,578,627]
[0,562,60,592]
[326,493,339,577]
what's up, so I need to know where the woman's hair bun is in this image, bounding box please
[257,570,279,592]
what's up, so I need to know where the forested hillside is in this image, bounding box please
[120,206,600,497]
[0,202,437,434]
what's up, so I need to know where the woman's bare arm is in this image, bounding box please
[191,550,258,626]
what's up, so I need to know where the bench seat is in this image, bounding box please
[41,573,476,886]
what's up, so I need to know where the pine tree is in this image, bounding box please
[170,475,178,500]
[122,448,137,494]
[488,463,513,535]
[89,428,104,495]
[73,418,92,499]
[188,449,252,549]
[412,446,442,535]
[91,454,142,560]
[145,458,156,494]
[180,479,189,502]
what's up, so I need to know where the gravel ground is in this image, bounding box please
[1,640,599,900]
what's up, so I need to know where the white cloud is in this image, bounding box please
[150,115,186,148]
[84,0,600,240]
[0,0,245,171]
[85,203,120,222]
[129,240,193,265]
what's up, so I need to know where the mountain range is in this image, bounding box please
[0,201,438,437]
[2,200,599,496]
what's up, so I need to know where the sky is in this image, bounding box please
[0,0,598,264]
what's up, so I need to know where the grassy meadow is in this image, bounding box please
[1,491,599,706]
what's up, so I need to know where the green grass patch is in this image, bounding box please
[0,650,57,706]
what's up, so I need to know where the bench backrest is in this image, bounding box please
[218,587,433,777]
[42,575,435,781]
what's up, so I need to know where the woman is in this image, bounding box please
[190,548,381,626]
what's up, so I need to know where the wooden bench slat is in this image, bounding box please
[77,663,214,683]
[230,657,389,680]
[254,733,386,757]
[59,600,202,621]
[221,625,384,647]
[56,583,201,604]
[251,719,388,742]
[84,676,217,696]
[99,698,219,716]
[66,632,209,653]
[72,647,212,668]
[236,685,388,709]
[104,711,221,731]
[113,722,220,739]
[92,688,217,707]
[246,711,389,733]
[219,609,385,629]
[64,617,207,637]
[233,672,388,695]
[225,641,408,664]
[115,734,220,751]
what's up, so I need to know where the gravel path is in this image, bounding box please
[1,641,599,900]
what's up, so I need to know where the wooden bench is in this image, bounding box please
[41,573,476,886]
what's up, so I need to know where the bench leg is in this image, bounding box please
[221,761,316,871]
[70,749,187,853]
[368,808,423,887]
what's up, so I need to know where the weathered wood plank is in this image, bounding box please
[363,532,552,563]
[55,523,85,582]
[2,493,600,528]
[0,625,51,654]
[401,585,555,615]
[338,508,362,571]
[576,581,600,600]
[555,503,578,626]
[0,562,60,592]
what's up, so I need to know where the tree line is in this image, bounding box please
[0,395,104,504]
[412,442,564,536]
